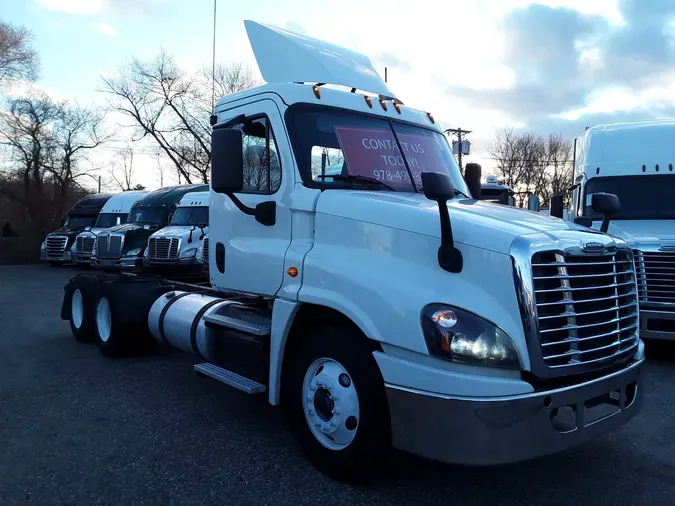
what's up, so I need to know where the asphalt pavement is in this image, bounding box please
[1,264,674,505]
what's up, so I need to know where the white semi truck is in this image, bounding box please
[72,190,149,267]
[145,191,209,275]
[60,21,644,482]
[550,120,675,340]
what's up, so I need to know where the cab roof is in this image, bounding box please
[100,190,149,214]
[133,184,209,208]
[69,193,114,217]
[177,191,210,208]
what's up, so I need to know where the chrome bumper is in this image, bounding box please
[72,253,92,264]
[386,359,643,466]
[44,251,71,262]
[640,308,675,340]
[92,257,142,270]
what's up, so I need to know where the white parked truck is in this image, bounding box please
[195,232,210,276]
[72,190,149,267]
[145,191,209,275]
[60,21,644,483]
[550,120,675,340]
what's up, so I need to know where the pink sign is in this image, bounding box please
[334,126,447,189]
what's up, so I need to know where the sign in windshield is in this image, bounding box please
[335,127,446,190]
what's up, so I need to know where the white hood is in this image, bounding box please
[316,192,601,255]
[151,225,209,241]
[603,220,675,245]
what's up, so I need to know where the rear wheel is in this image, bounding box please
[283,325,392,483]
[68,275,100,343]
[95,295,147,358]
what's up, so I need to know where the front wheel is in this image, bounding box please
[283,325,392,483]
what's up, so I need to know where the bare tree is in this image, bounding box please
[153,149,168,187]
[204,61,260,99]
[100,51,258,185]
[487,127,574,207]
[108,145,137,191]
[0,21,40,87]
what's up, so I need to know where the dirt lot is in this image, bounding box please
[1,264,674,505]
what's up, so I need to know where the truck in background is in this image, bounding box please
[145,191,209,276]
[550,120,675,341]
[479,176,515,206]
[92,184,208,272]
[41,193,113,267]
[72,190,149,268]
[60,21,643,483]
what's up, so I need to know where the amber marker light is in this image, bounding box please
[287,267,299,277]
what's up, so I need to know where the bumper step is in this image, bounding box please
[194,362,266,394]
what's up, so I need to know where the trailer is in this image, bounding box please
[61,21,644,483]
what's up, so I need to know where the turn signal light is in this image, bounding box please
[287,267,299,277]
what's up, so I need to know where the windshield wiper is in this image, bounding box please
[318,174,395,191]
[454,189,470,199]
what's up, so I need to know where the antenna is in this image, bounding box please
[211,0,217,111]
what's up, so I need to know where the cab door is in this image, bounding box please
[209,98,293,297]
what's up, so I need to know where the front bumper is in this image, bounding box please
[92,256,143,270]
[640,308,675,340]
[72,253,92,264]
[146,258,202,272]
[386,359,643,466]
[43,251,71,262]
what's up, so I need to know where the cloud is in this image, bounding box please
[283,22,306,35]
[373,52,412,72]
[94,22,116,36]
[36,0,168,16]
[444,0,675,134]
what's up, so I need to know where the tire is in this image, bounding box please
[94,295,150,358]
[68,275,100,343]
[282,325,392,483]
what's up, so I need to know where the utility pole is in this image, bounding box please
[384,67,388,83]
[445,127,472,171]
[98,175,101,193]
[211,0,217,111]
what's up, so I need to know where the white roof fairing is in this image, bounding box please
[243,20,397,100]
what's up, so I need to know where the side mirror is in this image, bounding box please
[84,226,91,232]
[463,163,482,200]
[591,192,620,233]
[116,216,121,226]
[527,195,541,212]
[211,128,244,194]
[421,172,462,273]
[550,195,564,219]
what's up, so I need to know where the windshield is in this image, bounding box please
[95,213,128,228]
[128,207,167,225]
[584,175,675,220]
[286,104,470,195]
[170,206,209,226]
[63,216,96,228]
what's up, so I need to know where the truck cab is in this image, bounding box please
[41,193,113,266]
[479,176,515,206]
[62,21,644,483]
[556,121,675,340]
[92,184,208,271]
[145,191,209,274]
[72,190,149,267]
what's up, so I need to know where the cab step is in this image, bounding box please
[203,313,271,336]
[194,362,266,394]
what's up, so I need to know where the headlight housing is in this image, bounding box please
[41,241,46,251]
[421,304,521,369]
[180,248,197,259]
[125,248,142,257]
[71,243,77,253]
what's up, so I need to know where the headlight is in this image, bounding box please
[125,248,142,257]
[180,248,197,259]
[71,243,77,253]
[143,247,149,258]
[92,241,97,255]
[421,304,521,369]
[41,241,46,251]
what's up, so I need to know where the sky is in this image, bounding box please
[3,0,675,190]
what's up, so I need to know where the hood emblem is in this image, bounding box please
[581,241,605,253]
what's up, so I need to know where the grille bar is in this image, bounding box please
[96,234,123,259]
[75,236,96,254]
[634,250,675,305]
[148,237,180,260]
[46,236,68,256]
[531,249,639,369]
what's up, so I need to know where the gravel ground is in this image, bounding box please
[1,264,674,505]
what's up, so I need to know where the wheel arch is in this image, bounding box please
[269,301,382,406]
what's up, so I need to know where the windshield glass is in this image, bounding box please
[584,175,675,220]
[95,213,128,228]
[286,105,470,195]
[63,216,96,228]
[170,206,209,226]
[128,207,167,225]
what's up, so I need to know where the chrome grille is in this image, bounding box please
[96,234,123,259]
[634,249,675,306]
[531,249,639,369]
[148,237,179,260]
[202,238,209,265]
[76,236,96,254]
[46,236,67,256]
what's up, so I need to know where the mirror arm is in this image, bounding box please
[600,214,612,233]
[226,192,257,217]
[225,193,276,227]
[435,199,463,273]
